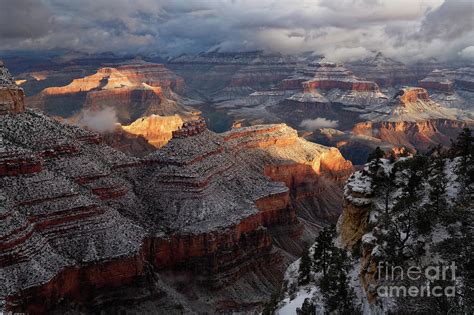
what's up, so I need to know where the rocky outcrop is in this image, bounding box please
[121,115,184,148]
[172,118,207,138]
[338,170,373,249]
[0,61,25,115]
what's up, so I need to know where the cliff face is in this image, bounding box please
[121,114,184,148]
[0,62,25,115]
[0,91,352,315]
[337,153,473,312]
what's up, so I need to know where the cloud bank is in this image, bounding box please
[77,107,118,133]
[0,0,473,62]
[300,118,339,130]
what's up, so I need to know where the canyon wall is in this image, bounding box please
[0,99,352,314]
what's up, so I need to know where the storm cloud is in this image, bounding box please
[0,0,472,62]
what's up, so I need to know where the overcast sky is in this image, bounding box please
[0,0,473,62]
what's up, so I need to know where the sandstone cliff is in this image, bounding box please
[121,114,184,148]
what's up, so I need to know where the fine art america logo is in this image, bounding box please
[376,261,457,297]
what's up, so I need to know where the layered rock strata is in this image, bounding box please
[419,69,454,92]
[168,51,298,101]
[27,62,195,123]
[353,87,473,151]
[0,104,352,313]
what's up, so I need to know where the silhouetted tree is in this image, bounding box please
[296,298,316,315]
[298,246,312,286]
[312,225,336,276]
[367,146,385,163]
[319,248,360,314]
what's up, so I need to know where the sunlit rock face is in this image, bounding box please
[347,52,417,87]
[0,79,353,315]
[353,87,473,151]
[121,114,184,148]
[27,61,196,123]
[0,61,25,115]
[14,67,96,97]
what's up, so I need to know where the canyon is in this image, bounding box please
[0,63,353,313]
[13,52,473,163]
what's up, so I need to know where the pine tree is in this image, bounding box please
[427,154,448,214]
[450,128,473,158]
[319,248,360,313]
[296,298,316,315]
[298,246,312,286]
[450,128,473,202]
[367,146,384,162]
[367,147,387,191]
[312,225,335,276]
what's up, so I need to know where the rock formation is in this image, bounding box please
[268,61,388,130]
[353,87,473,151]
[120,114,184,148]
[168,51,298,101]
[0,64,353,313]
[27,61,197,123]
[0,61,25,115]
[347,52,417,87]
[419,69,454,92]
[302,62,379,92]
